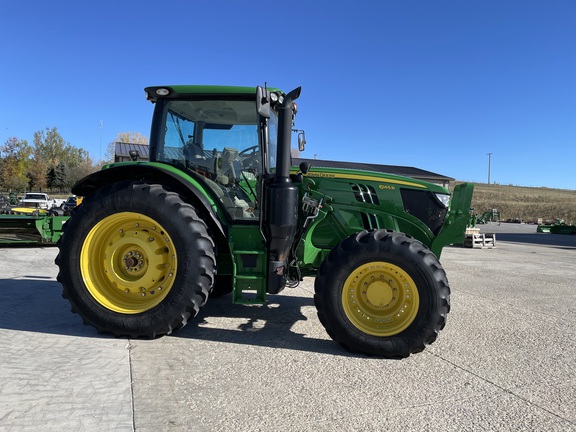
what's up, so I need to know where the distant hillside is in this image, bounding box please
[453,182,576,224]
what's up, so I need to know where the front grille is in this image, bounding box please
[360,213,380,230]
[400,189,447,235]
[350,183,380,205]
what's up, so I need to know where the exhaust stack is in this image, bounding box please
[265,87,301,294]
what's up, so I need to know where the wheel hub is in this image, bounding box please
[81,212,177,314]
[365,280,394,308]
[342,262,420,336]
[123,250,144,272]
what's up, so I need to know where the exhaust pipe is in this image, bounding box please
[265,87,301,294]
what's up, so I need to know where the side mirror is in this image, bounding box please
[298,131,306,151]
[293,129,306,151]
[256,86,270,118]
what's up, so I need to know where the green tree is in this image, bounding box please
[62,146,90,170]
[33,127,68,167]
[51,161,69,190]
[46,163,69,190]
[46,167,56,189]
[0,137,31,191]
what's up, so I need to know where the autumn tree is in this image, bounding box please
[0,137,32,191]
[33,127,68,167]
[33,127,89,168]
[63,146,90,170]
[31,127,92,189]
[104,131,149,163]
[27,146,49,191]
[68,155,98,188]
[1,127,133,192]
[291,147,301,158]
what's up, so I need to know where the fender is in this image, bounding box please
[72,163,226,239]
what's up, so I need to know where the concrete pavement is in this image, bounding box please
[1,224,575,431]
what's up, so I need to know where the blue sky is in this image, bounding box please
[1,1,575,189]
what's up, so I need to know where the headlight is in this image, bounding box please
[434,193,451,208]
[271,92,283,103]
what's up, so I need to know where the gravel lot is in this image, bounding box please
[1,223,575,431]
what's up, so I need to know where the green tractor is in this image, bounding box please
[56,85,473,358]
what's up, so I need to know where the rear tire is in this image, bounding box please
[56,181,216,338]
[314,230,450,358]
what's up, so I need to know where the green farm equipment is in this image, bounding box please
[475,209,501,224]
[537,220,576,234]
[0,211,68,244]
[56,85,473,357]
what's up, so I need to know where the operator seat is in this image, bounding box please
[219,147,239,182]
[183,140,205,160]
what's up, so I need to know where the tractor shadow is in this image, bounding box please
[0,277,363,357]
[173,293,361,357]
[491,232,576,249]
[474,224,576,249]
[0,278,101,337]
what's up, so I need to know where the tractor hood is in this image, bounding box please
[289,163,473,258]
[291,165,450,195]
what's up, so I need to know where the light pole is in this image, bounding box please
[99,120,103,161]
[487,152,492,185]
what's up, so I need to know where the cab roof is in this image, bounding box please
[145,85,282,103]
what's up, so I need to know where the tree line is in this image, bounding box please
[0,128,148,193]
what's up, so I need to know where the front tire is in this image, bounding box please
[56,181,216,338]
[314,230,450,358]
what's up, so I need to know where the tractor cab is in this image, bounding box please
[145,85,302,300]
[146,86,285,222]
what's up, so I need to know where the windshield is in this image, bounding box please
[154,99,264,220]
[159,100,259,159]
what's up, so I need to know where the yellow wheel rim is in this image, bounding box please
[80,212,177,314]
[342,262,419,336]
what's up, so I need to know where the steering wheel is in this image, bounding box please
[239,145,259,157]
[239,145,260,170]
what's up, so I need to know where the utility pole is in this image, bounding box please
[99,120,103,161]
[487,152,492,185]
